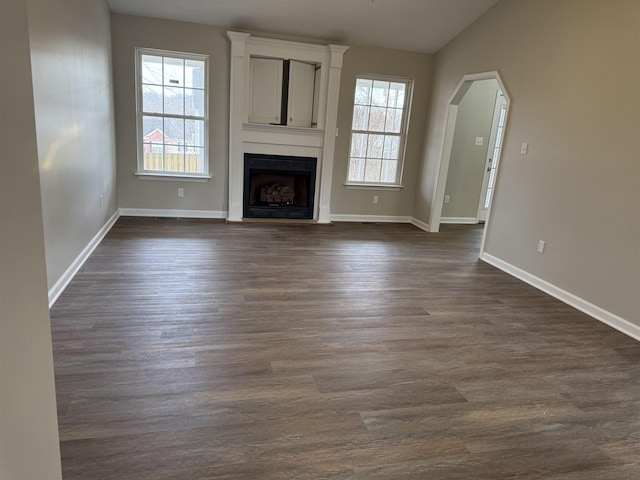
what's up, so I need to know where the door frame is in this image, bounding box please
[428,71,511,256]
[477,91,507,222]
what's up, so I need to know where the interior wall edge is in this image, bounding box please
[409,217,430,232]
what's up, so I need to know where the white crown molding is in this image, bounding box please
[481,252,640,342]
[227,31,251,57]
[246,34,328,53]
[48,209,120,308]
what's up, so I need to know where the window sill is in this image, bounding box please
[344,183,404,190]
[135,172,211,182]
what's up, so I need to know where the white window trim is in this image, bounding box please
[135,47,210,180]
[345,73,413,188]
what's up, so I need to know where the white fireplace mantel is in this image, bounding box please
[226,31,349,222]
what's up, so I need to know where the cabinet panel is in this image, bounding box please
[249,58,283,124]
[287,60,316,127]
[312,67,321,127]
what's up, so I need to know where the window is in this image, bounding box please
[347,76,412,186]
[136,48,209,178]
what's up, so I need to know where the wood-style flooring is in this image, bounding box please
[50,217,640,479]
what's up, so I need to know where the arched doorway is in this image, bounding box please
[429,71,511,255]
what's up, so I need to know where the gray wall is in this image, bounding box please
[0,0,62,478]
[111,14,433,219]
[111,14,230,213]
[28,0,118,290]
[419,0,640,323]
[330,45,433,217]
[442,79,498,219]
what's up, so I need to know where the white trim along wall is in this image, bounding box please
[481,253,640,342]
[440,217,478,224]
[119,208,228,219]
[48,210,120,307]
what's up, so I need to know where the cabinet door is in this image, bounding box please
[249,58,283,124]
[287,60,316,127]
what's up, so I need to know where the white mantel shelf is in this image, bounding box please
[242,123,325,148]
[242,123,326,136]
[226,31,349,223]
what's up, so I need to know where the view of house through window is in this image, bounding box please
[347,76,411,185]
[137,48,208,176]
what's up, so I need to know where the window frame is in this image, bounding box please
[345,74,413,188]
[135,47,210,180]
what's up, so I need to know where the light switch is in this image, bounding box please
[475,136,484,146]
[521,142,528,155]
[537,240,546,254]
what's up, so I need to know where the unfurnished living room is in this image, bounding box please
[1,1,639,479]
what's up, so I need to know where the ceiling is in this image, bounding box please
[106,0,499,54]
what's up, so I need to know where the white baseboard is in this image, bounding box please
[410,217,430,232]
[329,214,413,224]
[328,214,431,232]
[440,216,478,224]
[480,252,640,342]
[119,208,228,219]
[48,210,120,308]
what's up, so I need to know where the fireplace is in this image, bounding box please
[226,33,349,222]
[243,153,317,219]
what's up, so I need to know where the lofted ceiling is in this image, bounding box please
[106,0,499,54]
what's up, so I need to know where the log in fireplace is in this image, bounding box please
[243,153,317,219]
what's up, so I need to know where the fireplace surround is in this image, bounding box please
[243,153,317,219]
[226,32,349,222]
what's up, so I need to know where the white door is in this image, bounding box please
[477,93,507,222]
[249,57,283,124]
[287,60,316,127]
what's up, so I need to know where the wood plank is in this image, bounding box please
[51,218,640,479]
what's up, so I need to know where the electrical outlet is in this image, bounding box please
[475,136,484,146]
[373,195,379,205]
[521,142,529,155]
[178,188,184,198]
[537,240,546,254]
[444,195,450,204]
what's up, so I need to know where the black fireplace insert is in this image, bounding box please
[243,153,317,219]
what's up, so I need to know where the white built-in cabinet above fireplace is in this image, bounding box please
[249,57,320,128]
[227,31,349,223]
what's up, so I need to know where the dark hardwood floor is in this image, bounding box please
[50,217,640,479]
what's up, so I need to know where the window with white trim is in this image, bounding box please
[136,48,209,177]
[347,76,412,186]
